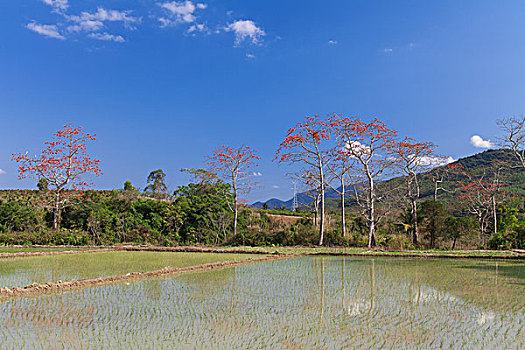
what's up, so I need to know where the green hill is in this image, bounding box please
[322,149,525,210]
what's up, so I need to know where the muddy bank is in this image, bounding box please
[1,245,522,260]
[0,254,287,300]
[116,246,525,260]
[116,245,282,255]
[0,248,114,259]
[305,252,525,260]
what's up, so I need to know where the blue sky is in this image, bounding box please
[1,0,525,202]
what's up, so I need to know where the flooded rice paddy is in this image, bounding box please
[0,251,254,288]
[0,256,523,349]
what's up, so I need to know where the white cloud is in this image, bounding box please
[225,20,265,45]
[158,18,173,27]
[384,48,393,52]
[246,53,255,58]
[252,172,262,176]
[418,156,455,167]
[67,8,139,33]
[272,185,279,189]
[26,22,65,39]
[159,1,206,25]
[328,40,337,45]
[187,23,207,33]
[42,0,68,11]
[31,2,141,42]
[78,8,139,23]
[0,169,5,175]
[470,135,493,148]
[88,32,125,42]
[344,141,371,155]
[67,20,104,33]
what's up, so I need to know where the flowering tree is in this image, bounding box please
[394,137,437,245]
[206,145,259,237]
[276,115,332,245]
[456,166,510,245]
[11,124,102,230]
[326,148,356,238]
[331,116,398,248]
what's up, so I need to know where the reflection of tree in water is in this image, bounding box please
[457,260,525,281]
[390,258,525,313]
[334,257,524,315]
[143,279,163,301]
[3,294,96,346]
[1,256,523,348]
[176,266,235,301]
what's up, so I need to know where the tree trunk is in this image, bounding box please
[478,214,486,246]
[233,204,238,237]
[492,195,497,236]
[367,177,376,248]
[452,237,457,250]
[340,179,346,239]
[233,190,238,236]
[368,217,376,248]
[53,191,61,231]
[314,194,319,227]
[318,164,325,245]
[411,197,419,246]
[318,184,325,246]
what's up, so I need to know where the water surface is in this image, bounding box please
[0,251,254,288]
[0,256,523,349]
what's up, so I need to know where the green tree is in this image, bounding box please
[124,180,136,191]
[37,178,49,191]
[173,180,233,244]
[144,169,168,199]
[418,200,448,248]
[444,216,476,249]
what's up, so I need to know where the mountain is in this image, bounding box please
[252,186,349,209]
[252,198,292,209]
[252,149,524,209]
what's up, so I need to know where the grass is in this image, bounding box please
[194,245,524,258]
[0,251,256,288]
[1,244,522,258]
[0,246,105,253]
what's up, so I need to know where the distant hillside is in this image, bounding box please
[252,186,344,210]
[403,148,525,201]
[252,149,525,209]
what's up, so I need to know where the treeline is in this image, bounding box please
[3,118,525,249]
[0,180,317,247]
[0,178,523,249]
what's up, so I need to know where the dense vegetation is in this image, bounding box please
[1,150,524,250]
[0,179,318,247]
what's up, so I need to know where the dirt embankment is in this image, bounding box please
[0,254,288,300]
[115,246,525,260]
[265,213,304,225]
[0,248,114,259]
[306,251,525,260]
[115,245,282,255]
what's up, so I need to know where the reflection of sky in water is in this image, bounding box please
[0,256,523,349]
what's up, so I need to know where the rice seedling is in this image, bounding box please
[0,251,255,288]
[0,256,522,348]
